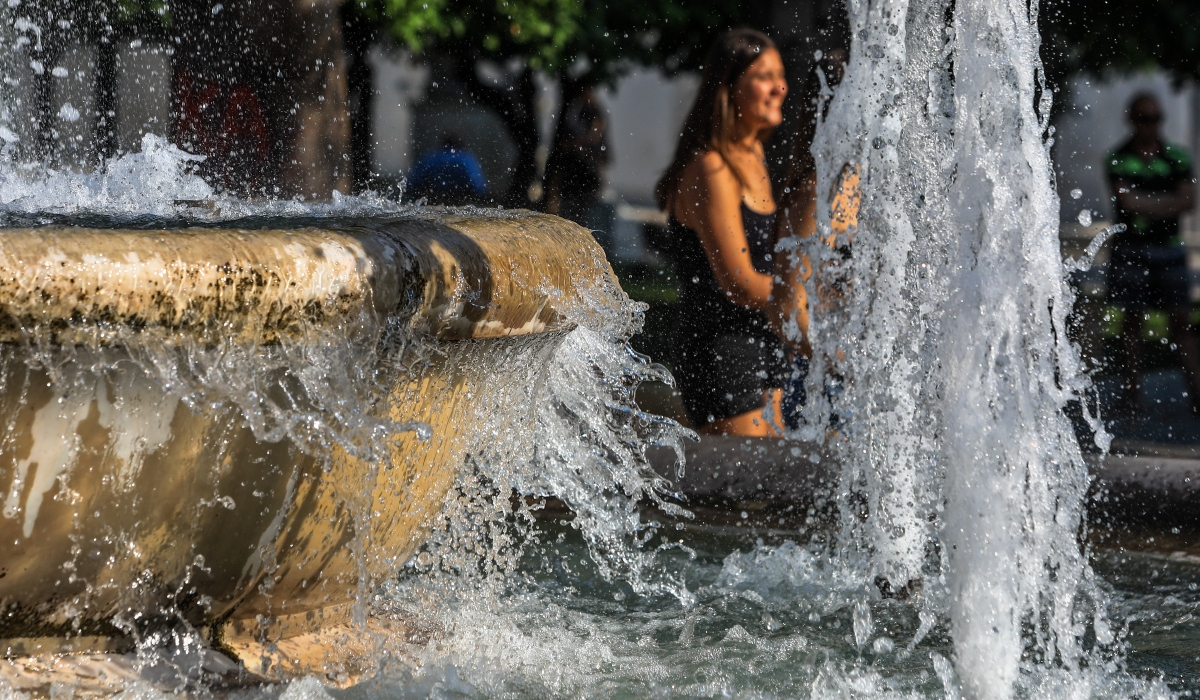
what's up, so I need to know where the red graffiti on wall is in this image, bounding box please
[172,71,272,195]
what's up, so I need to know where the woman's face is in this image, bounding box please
[734,48,787,133]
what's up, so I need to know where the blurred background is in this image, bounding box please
[1,0,1198,439]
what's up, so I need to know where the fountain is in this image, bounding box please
[0,207,641,673]
[0,0,1198,697]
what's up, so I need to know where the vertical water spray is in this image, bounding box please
[799,0,1108,695]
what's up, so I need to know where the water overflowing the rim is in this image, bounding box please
[0,78,696,686]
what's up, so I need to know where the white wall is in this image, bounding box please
[600,69,700,205]
[115,45,171,154]
[2,44,99,167]
[0,39,171,165]
[370,47,427,176]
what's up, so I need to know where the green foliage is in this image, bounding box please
[355,0,454,51]
[114,0,171,24]
[356,0,582,70]
[1042,0,1200,84]
[354,0,741,77]
[12,1,172,44]
[565,0,741,80]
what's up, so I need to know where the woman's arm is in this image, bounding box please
[679,152,776,312]
[1114,178,1195,219]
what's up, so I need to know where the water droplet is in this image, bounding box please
[57,103,79,123]
[1077,209,1092,226]
[852,600,873,648]
[1070,188,1082,200]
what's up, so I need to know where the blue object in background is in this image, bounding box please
[407,134,488,205]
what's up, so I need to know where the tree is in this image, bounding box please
[350,0,742,205]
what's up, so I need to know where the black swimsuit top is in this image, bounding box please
[668,203,777,337]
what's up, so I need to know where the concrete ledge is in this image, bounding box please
[649,437,836,508]
[1090,446,1200,524]
[650,436,1200,525]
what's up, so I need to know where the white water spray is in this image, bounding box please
[797,0,1111,695]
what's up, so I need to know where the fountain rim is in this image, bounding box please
[0,210,614,346]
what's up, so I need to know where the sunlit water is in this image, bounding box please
[283,526,1200,699]
[1,2,1197,698]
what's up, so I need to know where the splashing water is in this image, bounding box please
[0,19,694,681]
[0,4,1197,699]
[793,0,1130,695]
[0,131,420,224]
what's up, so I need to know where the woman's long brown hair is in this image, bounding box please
[654,28,778,212]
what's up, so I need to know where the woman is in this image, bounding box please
[655,29,789,436]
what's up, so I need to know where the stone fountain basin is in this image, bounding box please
[646,436,1200,532]
[0,211,615,655]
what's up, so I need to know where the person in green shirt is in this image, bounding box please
[1106,92,1199,413]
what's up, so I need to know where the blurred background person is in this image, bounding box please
[1106,92,1199,414]
[544,86,612,248]
[407,132,488,205]
[654,28,788,436]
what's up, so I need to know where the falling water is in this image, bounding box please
[0,11,693,680]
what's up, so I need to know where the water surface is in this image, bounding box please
[327,521,1197,699]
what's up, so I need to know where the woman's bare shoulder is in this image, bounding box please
[698,150,733,176]
[681,150,738,189]
[672,151,740,224]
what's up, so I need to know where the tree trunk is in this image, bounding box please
[31,45,60,163]
[168,0,350,200]
[543,72,588,214]
[503,68,540,209]
[280,0,353,200]
[94,38,118,164]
